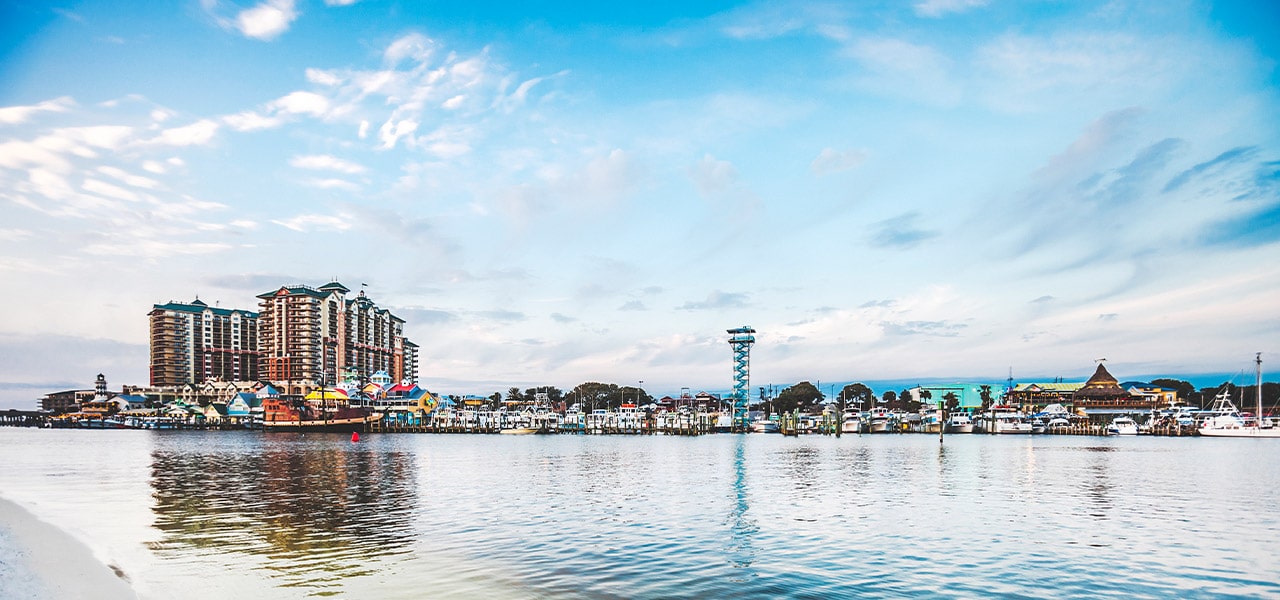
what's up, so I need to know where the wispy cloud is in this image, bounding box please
[145,119,219,146]
[678,291,749,310]
[880,320,967,337]
[871,212,938,249]
[811,148,867,176]
[1163,146,1258,193]
[289,154,366,174]
[0,97,76,125]
[271,213,352,232]
[913,0,989,18]
[847,38,960,106]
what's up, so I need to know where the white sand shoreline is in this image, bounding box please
[0,496,137,600]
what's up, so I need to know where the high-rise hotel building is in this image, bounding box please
[256,281,418,394]
[148,299,260,386]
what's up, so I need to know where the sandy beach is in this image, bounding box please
[0,497,136,600]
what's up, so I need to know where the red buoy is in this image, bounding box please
[351,431,360,442]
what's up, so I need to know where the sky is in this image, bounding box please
[1,0,1278,409]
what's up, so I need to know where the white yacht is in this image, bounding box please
[866,407,891,433]
[751,418,780,433]
[1105,416,1139,435]
[1199,355,1280,438]
[841,410,861,434]
[944,412,973,433]
[975,408,1032,434]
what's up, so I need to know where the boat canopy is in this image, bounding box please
[304,388,349,401]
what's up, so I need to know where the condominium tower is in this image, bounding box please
[256,281,417,394]
[148,299,260,386]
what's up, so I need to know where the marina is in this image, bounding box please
[1,429,1278,599]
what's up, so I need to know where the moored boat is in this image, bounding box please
[945,412,974,433]
[1199,354,1280,438]
[866,407,891,433]
[1105,416,1139,435]
[262,390,380,433]
[975,407,1032,434]
[841,410,861,434]
[750,418,779,433]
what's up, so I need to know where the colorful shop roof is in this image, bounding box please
[304,388,349,401]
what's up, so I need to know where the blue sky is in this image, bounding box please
[1,0,1277,409]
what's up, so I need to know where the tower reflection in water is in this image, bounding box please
[147,433,416,592]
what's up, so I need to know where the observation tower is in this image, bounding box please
[727,326,756,432]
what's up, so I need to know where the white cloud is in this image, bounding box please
[83,240,232,257]
[811,148,868,176]
[289,154,367,174]
[494,72,564,113]
[384,33,435,65]
[83,179,141,203]
[269,91,330,117]
[223,110,283,131]
[442,94,466,110]
[96,166,161,189]
[689,154,737,196]
[236,0,298,41]
[358,120,369,139]
[419,126,472,158]
[378,118,419,149]
[303,178,360,191]
[271,213,353,232]
[58,126,135,151]
[305,68,343,86]
[913,0,989,18]
[0,97,75,125]
[146,119,219,146]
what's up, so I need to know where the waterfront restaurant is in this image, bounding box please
[1072,364,1158,422]
[1005,382,1084,411]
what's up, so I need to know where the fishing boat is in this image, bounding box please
[1199,353,1280,438]
[262,387,381,433]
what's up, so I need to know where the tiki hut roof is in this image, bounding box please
[1073,364,1126,399]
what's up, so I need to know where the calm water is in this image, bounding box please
[1,429,1277,598]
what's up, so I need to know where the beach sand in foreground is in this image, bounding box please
[0,497,136,600]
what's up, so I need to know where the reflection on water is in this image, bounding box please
[3,430,1280,599]
[147,433,415,595]
[724,436,757,572]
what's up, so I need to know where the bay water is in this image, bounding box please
[1,429,1276,598]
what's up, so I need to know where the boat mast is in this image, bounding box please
[1257,352,1263,428]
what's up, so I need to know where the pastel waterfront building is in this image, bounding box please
[148,299,260,386]
[256,281,417,395]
